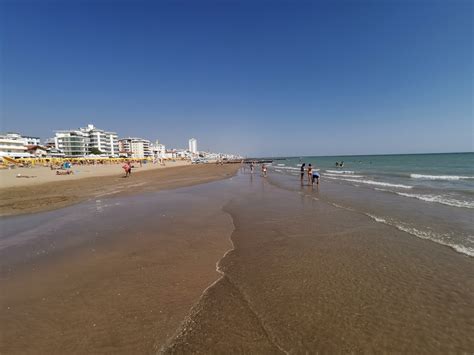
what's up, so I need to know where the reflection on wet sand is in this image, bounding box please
[1,171,473,353]
[164,172,474,353]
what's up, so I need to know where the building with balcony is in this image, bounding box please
[0,133,31,158]
[118,137,152,159]
[81,124,119,156]
[151,140,166,159]
[53,123,119,157]
[54,130,88,157]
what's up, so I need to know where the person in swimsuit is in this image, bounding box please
[307,164,313,183]
[261,164,267,177]
[300,163,306,183]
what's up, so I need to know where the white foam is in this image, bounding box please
[326,170,356,174]
[365,213,474,257]
[410,174,474,181]
[396,192,474,209]
[325,176,413,189]
[277,163,285,166]
[324,173,364,178]
[274,166,299,171]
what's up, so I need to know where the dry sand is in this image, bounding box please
[0,163,238,216]
[0,160,189,188]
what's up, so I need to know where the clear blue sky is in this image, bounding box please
[1,0,472,156]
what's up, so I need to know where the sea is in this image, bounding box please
[266,152,474,257]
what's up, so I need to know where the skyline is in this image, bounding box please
[1,0,472,156]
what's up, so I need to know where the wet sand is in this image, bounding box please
[0,185,236,354]
[1,170,473,353]
[0,164,238,216]
[164,173,474,353]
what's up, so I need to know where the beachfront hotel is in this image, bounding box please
[0,133,37,158]
[53,124,119,157]
[118,137,152,159]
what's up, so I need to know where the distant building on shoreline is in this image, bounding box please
[188,138,197,154]
[0,133,35,158]
[118,137,152,159]
[53,124,119,157]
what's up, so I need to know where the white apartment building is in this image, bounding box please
[81,124,119,156]
[54,124,119,157]
[188,138,197,154]
[118,137,152,159]
[151,140,166,159]
[0,133,32,158]
[54,130,88,157]
[23,136,41,146]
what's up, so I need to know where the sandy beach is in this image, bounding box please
[0,162,238,216]
[0,161,190,189]
[1,169,473,353]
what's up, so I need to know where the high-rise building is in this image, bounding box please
[118,137,152,159]
[53,124,119,157]
[54,130,89,157]
[81,124,119,156]
[188,138,197,154]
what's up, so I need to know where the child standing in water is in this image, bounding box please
[300,163,306,184]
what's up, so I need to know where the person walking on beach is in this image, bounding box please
[250,162,254,174]
[307,164,313,184]
[122,162,129,177]
[300,163,306,184]
[122,161,132,177]
[261,164,267,177]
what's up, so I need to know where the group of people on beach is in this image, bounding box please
[248,161,267,177]
[246,161,318,185]
[300,163,320,185]
[249,162,267,177]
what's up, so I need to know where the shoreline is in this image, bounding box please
[163,172,474,353]
[1,170,472,353]
[0,163,240,216]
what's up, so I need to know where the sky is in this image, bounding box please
[1,0,472,157]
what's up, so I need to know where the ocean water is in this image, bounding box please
[268,153,474,257]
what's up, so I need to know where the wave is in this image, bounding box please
[324,173,364,178]
[325,176,413,189]
[396,192,474,209]
[410,174,474,181]
[365,213,474,257]
[275,166,299,171]
[277,164,285,166]
[325,170,356,174]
